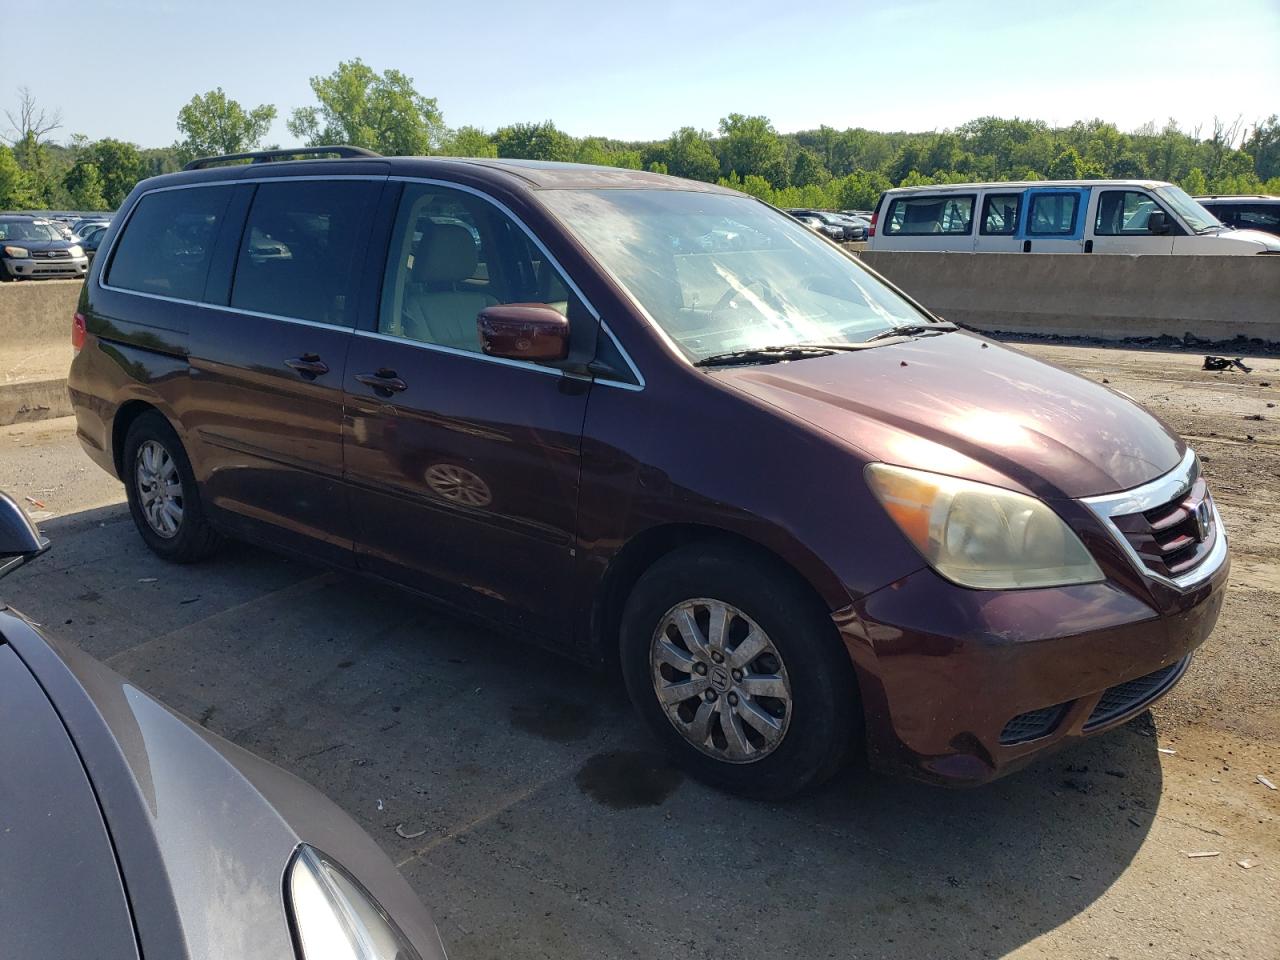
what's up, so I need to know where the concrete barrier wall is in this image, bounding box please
[855,252,1280,343]
[0,278,83,347]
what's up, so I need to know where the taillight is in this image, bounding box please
[72,312,86,352]
[869,209,878,238]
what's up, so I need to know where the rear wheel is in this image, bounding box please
[620,542,858,799]
[122,412,221,562]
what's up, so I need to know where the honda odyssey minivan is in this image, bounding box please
[69,148,1229,797]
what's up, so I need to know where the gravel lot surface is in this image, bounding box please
[1,341,1276,959]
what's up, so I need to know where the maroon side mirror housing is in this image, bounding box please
[477,304,570,362]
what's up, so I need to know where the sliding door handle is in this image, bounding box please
[355,370,408,396]
[285,354,329,378]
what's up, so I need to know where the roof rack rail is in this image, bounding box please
[183,145,382,171]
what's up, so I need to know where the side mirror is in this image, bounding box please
[477,304,570,362]
[1147,210,1170,235]
[0,491,48,580]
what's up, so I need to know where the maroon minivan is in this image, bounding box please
[68,147,1228,797]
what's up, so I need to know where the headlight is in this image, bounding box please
[287,844,424,960]
[866,463,1103,589]
[67,244,83,257]
[3,246,29,258]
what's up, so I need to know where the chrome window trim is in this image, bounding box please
[1081,447,1228,591]
[96,174,646,392]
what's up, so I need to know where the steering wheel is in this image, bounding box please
[712,277,777,315]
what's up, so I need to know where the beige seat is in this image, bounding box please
[402,223,496,350]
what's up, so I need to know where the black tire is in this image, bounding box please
[620,542,859,799]
[122,411,221,562]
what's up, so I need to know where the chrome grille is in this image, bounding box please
[1111,476,1217,579]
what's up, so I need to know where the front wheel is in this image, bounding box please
[620,543,859,799]
[122,411,221,562]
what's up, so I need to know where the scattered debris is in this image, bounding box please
[1258,775,1277,791]
[179,596,200,605]
[1245,413,1265,421]
[376,798,384,811]
[1183,850,1221,859]
[395,823,426,840]
[1105,769,1127,779]
[1202,355,1252,374]
[1158,747,1177,755]
[1067,873,1083,881]
[137,577,158,583]
[1127,817,1142,827]
[23,496,46,509]
[1237,859,1259,870]
[899,360,908,367]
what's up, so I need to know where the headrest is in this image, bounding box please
[412,223,479,284]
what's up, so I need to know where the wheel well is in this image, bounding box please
[591,524,838,671]
[111,400,160,476]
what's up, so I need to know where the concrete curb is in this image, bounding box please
[0,378,72,426]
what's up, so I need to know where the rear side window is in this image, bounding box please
[884,195,974,235]
[1027,193,1080,236]
[107,187,231,301]
[230,180,377,326]
[980,193,1021,235]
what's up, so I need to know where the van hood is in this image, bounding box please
[713,332,1184,500]
[1219,228,1280,251]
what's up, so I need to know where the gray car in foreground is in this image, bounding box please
[0,492,447,960]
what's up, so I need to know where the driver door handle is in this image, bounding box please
[355,369,408,396]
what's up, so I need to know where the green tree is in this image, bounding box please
[1180,167,1208,195]
[63,158,107,209]
[287,59,444,156]
[85,139,146,208]
[439,125,497,157]
[718,114,788,187]
[1243,116,1280,180]
[0,144,37,209]
[663,127,719,182]
[175,88,276,162]
[493,121,575,161]
[790,149,830,187]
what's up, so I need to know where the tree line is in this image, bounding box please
[3,59,1278,214]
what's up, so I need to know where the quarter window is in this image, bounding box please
[1095,190,1166,235]
[980,193,1021,235]
[884,195,974,236]
[378,183,584,355]
[230,180,377,326]
[1027,193,1080,236]
[107,187,231,301]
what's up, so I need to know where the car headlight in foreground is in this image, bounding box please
[3,245,29,258]
[67,244,84,257]
[866,463,1103,589]
[288,844,425,960]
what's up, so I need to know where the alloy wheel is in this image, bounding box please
[135,439,183,539]
[650,598,792,763]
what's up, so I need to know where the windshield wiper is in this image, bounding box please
[694,345,839,367]
[863,321,957,343]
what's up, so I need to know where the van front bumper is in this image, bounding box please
[835,545,1228,786]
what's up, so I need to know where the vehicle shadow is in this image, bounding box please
[7,503,1165,960]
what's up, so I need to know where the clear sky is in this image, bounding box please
[2,0,1277,147]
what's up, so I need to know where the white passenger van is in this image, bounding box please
[867,180,1280,254]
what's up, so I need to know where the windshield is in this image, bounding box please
[1154,186,1222,234]
[539,190,927,362]
[0,220,61,242]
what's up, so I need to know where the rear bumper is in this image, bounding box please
[836,549,1228,785]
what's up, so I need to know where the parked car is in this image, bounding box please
[0,491,447,960]
[70,147,1228,798]
[1194,195,1280,238]
[0,215,90,280]
[73,218,112,240]
[787,208,861,241]
[786,210,843,240]
[79,223,109,262]
[867,179,1280,254]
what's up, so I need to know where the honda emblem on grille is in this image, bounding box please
[1193,499,1212,542]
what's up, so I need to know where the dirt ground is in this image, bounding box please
[1,340,1276,959]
